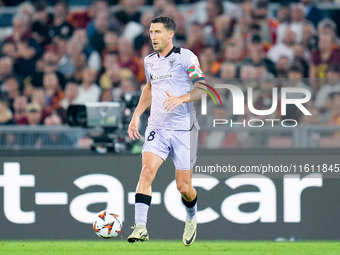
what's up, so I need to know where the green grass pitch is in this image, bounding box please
[1,241,340,255]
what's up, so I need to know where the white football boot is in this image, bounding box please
[127,224,149,243]
[182,217,197,246]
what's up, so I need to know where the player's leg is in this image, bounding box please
[171,126,199,246]
[176,169,197,215]
[127,152,164,243]
[135,152,164,224]
[176,169,198,246]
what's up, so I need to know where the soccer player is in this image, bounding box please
[127,16,206,246]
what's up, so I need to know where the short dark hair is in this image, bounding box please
[256,0,268,9]
[289,64,303,74]
[34,0,47,12]
[151,16,176,32]
[55,0,68,9]
[214,0,224,15]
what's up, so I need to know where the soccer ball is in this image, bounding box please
[93,210,122,239]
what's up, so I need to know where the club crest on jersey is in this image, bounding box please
[168,58,176,68]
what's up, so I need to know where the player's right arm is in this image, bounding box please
[128,82,152,140]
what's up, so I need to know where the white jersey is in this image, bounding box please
[144,47,205,130]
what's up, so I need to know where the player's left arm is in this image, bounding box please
[163,81,207,112]
[164,52,207,112]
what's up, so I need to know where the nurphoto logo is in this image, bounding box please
[199,84,312,128]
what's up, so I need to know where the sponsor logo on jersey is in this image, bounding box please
[149,73,173,81]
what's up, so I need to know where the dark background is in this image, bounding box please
[0,149,339,240]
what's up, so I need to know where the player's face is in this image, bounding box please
[149,22,174,54]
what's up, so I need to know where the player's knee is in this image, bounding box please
[139,166,155,184]
[177,182,190,196]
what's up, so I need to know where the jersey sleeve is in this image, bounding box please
[182,50,205,84]
[144,58,150,83]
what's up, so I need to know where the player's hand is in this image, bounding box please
[163,91,184,112]
[128,117,141,140]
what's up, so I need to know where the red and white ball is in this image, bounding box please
[93,210,122,238]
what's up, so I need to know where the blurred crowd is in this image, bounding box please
[0,0,340,135]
